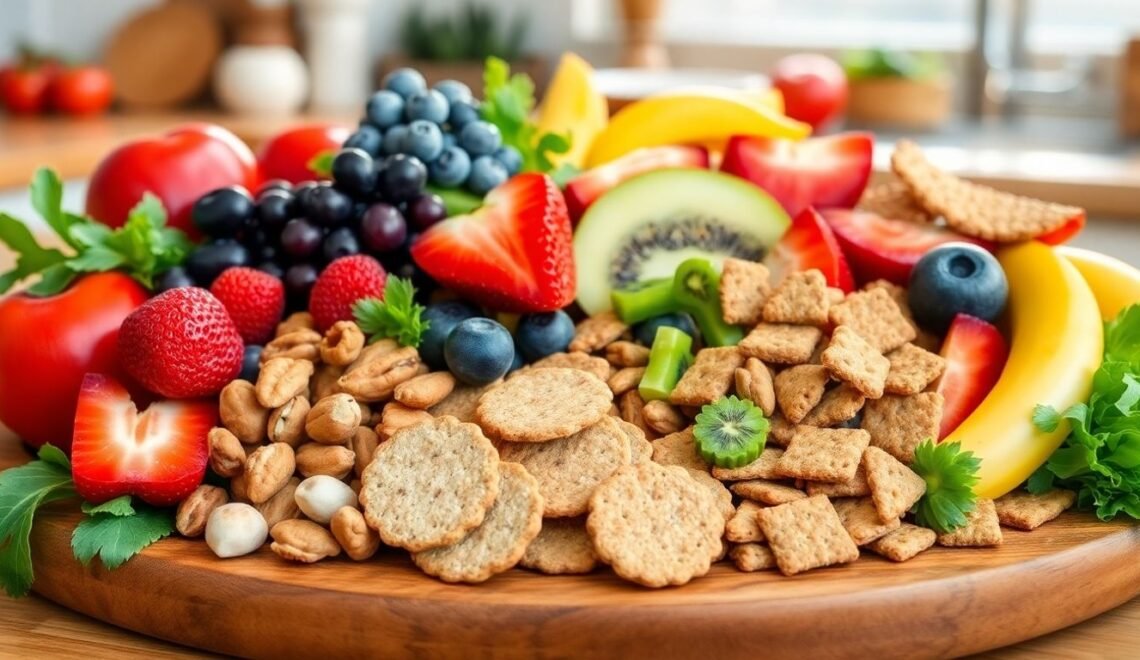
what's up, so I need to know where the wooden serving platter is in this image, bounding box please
[6,441,1140,659]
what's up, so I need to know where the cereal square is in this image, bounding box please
[669,347,745,407]
[937,498,1003,547]
[822,326,890,399]
[725,500,766,543]
[832,497,901,545]
[766,413,797,447]
[730,479,807,505]
[757,495,860,575]
[863,446,926,522]
[801,384,866,427]
[861,392,944,464]
[569,312,628,354]
[719,257,772,326]
[730,543,776,572]
[773,364,831,423]
[868,523,937,562]
[739,324,822,365]
[805,463,872,498]
[994,489,1076,530]
[829,288,916,354]
[762,270,830,326]
[776,427,871,483]
[885,343,946,396]
[712,447,785,481]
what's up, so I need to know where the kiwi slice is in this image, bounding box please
[611,259,742,347]
[693,396,769,468]
[638,326,693,401]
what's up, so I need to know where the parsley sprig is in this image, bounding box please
[480,56,573,176]
[910,439,982,534]
[353,276,429,348]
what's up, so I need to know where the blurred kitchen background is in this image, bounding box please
[1,0,1138,260]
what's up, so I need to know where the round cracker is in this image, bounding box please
[499,416,631,517]
[519,517,598,575]
[587,462,725,588]
[360,416,499,552]
[412,461,543,583]
[477,368,613,442]
[615,419,653,463]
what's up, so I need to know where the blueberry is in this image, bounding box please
[381,124,409,155]
[433,79,473,106]
[366,90,406,128]
[444,317,515,385]
[632,312,700,347]
[343,125,383,157]
[427,146,472,188]
[441,132,457,150]
[379,154,428,202]
[404,89,450,125]
[404,119,444,163]
[305,185,354,227]
[185,239,250,287]
[331,148,376,198]
[459,120,502,156]
[514,311,575,362]
[255,189,294,230]
[154,266,196,293]
[466,155,508,195]
[382,67,427,99]
[240,345,263,382]
[448,100,481,131]
[908,243,1008,333]
[257,261,285,280]
[322,227,361,263]
[419,301,481,369]
[256,179,292,196]
[493,146,523,176]
[508,346,525,373]
[192,186,254,238]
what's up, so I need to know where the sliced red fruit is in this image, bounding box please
[410,173,575,313]
[720,132,873,217]
[71,373,215,506]
[564,145,709,222]
[765,207,855,292]
[1036,212,1086,246]
[936,314,1009,440]
[820,209,997,286]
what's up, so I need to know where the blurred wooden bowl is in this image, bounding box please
[847,77,951,129]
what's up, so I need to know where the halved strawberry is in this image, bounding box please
[765,207,855,291]
[820,209,997,286]
[1037,213,1086,246]
[936,314,1009,440]
[720,132,873,217]
[410,173,575,313]
[71,373,215,506]
[564,145,708,222]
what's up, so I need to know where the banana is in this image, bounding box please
[1058,246,1140,321]
[584,90,811,168]
[534,53,609,169]
[947,241,1103,499]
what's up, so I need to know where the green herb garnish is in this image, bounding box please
[480,56,571,174]
[71,503,175,571]
[353,276,429,348]
[0,445,75,597]
[910,439,981,534]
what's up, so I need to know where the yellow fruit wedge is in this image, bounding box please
[534,53,609,169]
[1058,246,1140,321]
[947,241,1103,499]
[584,91,811,168]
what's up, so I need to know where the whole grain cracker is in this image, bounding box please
[937,498,1002,547]
[605,341,650,368]
[773,364,831,423]
[761,269,830,326]
[528,351,612,381]
[868,523,937,562]
[428,381,501,423]
[719,257,772,326]
[725,500,766,543]
[863,280,942,353]
[856,177,933,224]
[668,347,745,407]
[884,343,946,396]
[805,463,871,498]
[616,418,654,463]
[730,543,776,572]
[994,489,1076,531]
[712,447,785,481]
[757,494,860,575]
[618,389,657,438]
[686,468,736,521]
[766,414,797,447]
[861,392,944,464]
[608,366,646,396]
[412,461,543,583]
[730,479,807,505]
[822,326,890,399]
[863,446,927,522]
[519,517,598,574]
[775,427,871,483]
[478,368,613,442]
[891,140,1083,243]
[650,427,706,472]
[587,462,725,587]
[734,357,776,416]
[569,311,628,354]
[499,416,631,517]
[801,384,866,427]
[360,416,500,552]
[739,324,822,365]
[832,497,901,545]
[829,288,916,354]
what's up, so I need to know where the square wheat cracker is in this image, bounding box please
[725,500,766,543]
[861,392,944,464]
[719,257,771,326]
[805,463,871,497]
[994,489,1076,530]
[765,413,797,447]
[739,324,822,365]
[757,495,860,576]
[829,288,916,354]
[773,364,830,423]
[868,523,936,562]
[731,479,806,505]
[822,326,890,399]
[833,497,901,545]
[863,446,926,522]
[730,543,776,572]
[568,312,628,354]
[801,384,865,427]
[761,270,830,326]
[669,347,744,406]
[776,427,870,483]
[885,343,946,396]
[713,447,784,481]
[937,498,1003,547]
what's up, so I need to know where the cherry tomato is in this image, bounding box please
[257,123,351,185]
[85,123,259,239]
[0,66,54,114]
[50,66,113,115]
[771,54,848,131]
[0,273,148,451]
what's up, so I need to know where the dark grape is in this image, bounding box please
[185,239,250,286]
[293,181,320,216]
[306,185,354,227]
[240,345,263,382]
[408,193,448,231]
[284,263,319,310]
[256,179,292,196]
[379,154,427,202]
[331,148,376,198]
[192,187,254,238]
[257,261,285,279]
[154,266,196,293]
[255,189,295,230]
[359,203,407,253]
[343,125,383,156]
[280,219,323,258]
[322,227,361,262]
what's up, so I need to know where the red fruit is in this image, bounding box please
[936,314,1009,440]
[820,209,997,286]
[257,123,351,185]
[1037,213,1086,246]
[765,207,855,292]
[118,287,244,399]
[0,65,54,114]
[770,54,848,130]
[410,173,575,313]
[71,374,214,506]
[564,146,709,222]
[210,267,285,345]
[720,133,873,218]
[309,255,387,332]
[49,65,113,115]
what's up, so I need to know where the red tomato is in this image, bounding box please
[50,66,113,115]
[85,124,259,239]
[257,123,351,185]
[771,54,848,130]
[0,66,54,114]
[0,273,148,451]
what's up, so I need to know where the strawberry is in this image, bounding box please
[118,287,244,399]
[410,173,574,313]
[936,314,1009,439]
[765,207,855,292]
[309,255,387,332]
[71,373,215,506]
[820,209,996,286]
[209,267,285,345]
[564,146,709,222]
[721,132,873,217]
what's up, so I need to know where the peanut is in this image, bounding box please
[208,427,246,478]
[319,320,365,366]
[255,477,301,529]
[735,357,776,416]
[262,328,322,363]
[350,426,380,477]
[607,367,646,396]
[267,395,310,447]
[330,506,380,561]
[377,402,434,439]
[244,443,296,504]
[206,503,268,558]
[393,371,456,409]
[310,362,346,402]
[270,519,341,563]
[219,380,269,444]
[605,340,650,367]
[295,442,355,479]
[305,393,362,444]
[642,400,687,435]
[256,357,314,408]
[175,485,228,537]
[337,346,422,402]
